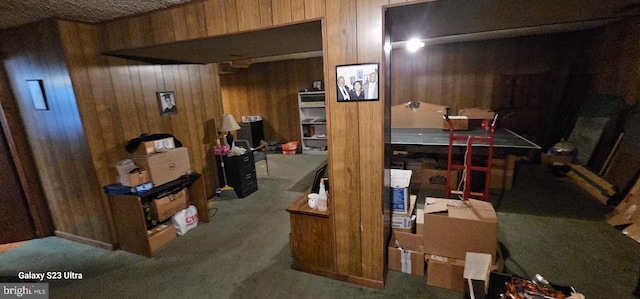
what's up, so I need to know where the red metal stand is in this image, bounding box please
[444,115,497,201]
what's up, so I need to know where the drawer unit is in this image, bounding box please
[223,153,258,198]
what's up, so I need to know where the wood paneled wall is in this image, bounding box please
[1,19,224,247]
[0,58,54,239]
[220,57,324,143]
[590,18,640,104]
[390,30,593,113]
[0,20,111,246]
[101,0,396,285]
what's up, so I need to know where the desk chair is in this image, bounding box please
[234,139,269,175]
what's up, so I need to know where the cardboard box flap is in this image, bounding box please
[424,202,448,214]
[391,169,412,188]
[391,231,423,252]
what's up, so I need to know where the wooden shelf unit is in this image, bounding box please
[298,91,328,154]
[108,175,209,257]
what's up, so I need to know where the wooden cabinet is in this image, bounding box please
[286,190,334,275]
[108,174,209,257]
[298,91,328,154]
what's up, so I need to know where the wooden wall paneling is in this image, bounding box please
[0,55,54,238]
[199,64,223,197]
[151,10,176,45]
[170,6,190,42]
[181,65,202,172]
[291,0,305,21]
[136,64,163,133]
[224,0,240,34]
[187,65,208,181]
[304,0,325,19]
[128,62,151,135]
[356,0,386,282]
[103,18,130,52]
[0,21,111,245]
[184,2,208,40]
[236,0,263,31]
[106,56,142,139]
[204,0,229,36]
[127,15,154,49]
[259,0,274,27]
[272,0,293,25]
[325,0,361,278]
[412,49,427,103]
[73,23,125,174]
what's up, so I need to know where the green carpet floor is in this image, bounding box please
[1,155,639,298]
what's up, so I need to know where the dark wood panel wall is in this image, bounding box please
[0,20,111,247]
[390,31,593,112]
[101,0,394,285]
[590,18,640,105]
[219,57,324,144]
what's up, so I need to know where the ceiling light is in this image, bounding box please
[406,38,425,52]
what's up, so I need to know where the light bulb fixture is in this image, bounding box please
[406,38,425,52]
[384,42,392,53]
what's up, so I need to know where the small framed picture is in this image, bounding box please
[157,91,177,115]
[336,63,379,102]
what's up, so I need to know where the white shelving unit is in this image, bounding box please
[298,91,328,154]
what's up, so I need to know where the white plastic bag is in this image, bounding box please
[172,205,198,236]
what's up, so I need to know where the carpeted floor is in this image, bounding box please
[1,155,639,298]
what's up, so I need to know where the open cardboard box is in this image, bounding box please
[388,231,424,276]
[422,197,498,261]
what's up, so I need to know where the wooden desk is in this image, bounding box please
[286,190,334,276]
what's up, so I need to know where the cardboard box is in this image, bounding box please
[388,231,424,276]
[416,208,425,235]
[392,195,417,230]
[130,147,191,186]
[426,251,501,292]
[422,198,498,261]
[442,116,468,130]
[119,170,150,187]
[405,159,423,184]
[147,223,177,252]
[150,188,188,222]
[422,169,458,191]
[490,156,515,190]
[133,137,176,155]
[541,152,574,165]
[391,169,412,213]
[426,258,465,291]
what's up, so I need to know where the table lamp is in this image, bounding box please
[219,114,241,146]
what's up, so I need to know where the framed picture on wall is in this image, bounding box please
[157,91,177,115]
[335,63,379,102]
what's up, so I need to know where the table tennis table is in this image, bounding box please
[391,128,541,149]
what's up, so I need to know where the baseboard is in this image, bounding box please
[55,230,113,250]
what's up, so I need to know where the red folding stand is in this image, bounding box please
[444,115,497,201]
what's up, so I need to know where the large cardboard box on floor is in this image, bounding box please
[392,195,417,233]
[391,169,412,213]
[388,231,424,276]
[130,147,191,186]
[422,197,498,261]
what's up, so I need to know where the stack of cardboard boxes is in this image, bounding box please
[388,192,501,292]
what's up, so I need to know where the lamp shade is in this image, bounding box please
[219,114,241,131]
